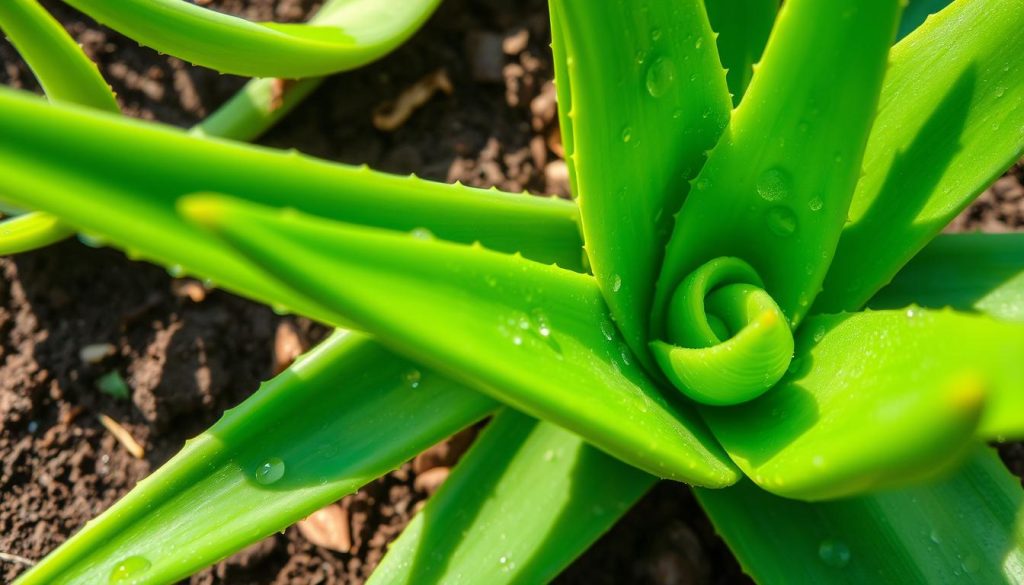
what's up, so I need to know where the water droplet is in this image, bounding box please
[621,127,633,143]
[634,50,646,65]
[600,319,616,341]
[756,167,792,202]
[808,197,823,212]
[818,538,851,568]
[929,529,942,544]
[109,556,151,584]
[995,86,1006,98]
[695,37,703,49]
[409,227,435,240]
[961,554,980,574]
[404,369,422,389]
[512,335,523,346]
[255,457,285,485]
[765,206,797,237]
[651,28,662,41]
[619,343,632,366]
[672,108,683,119]
[695,177,710,191]
[645,58,675,98]
[905,307,919,318]
[611,274,622,293]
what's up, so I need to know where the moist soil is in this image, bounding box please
[1,1,1022,584]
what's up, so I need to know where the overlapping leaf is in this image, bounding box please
[817,0,1024,311]
[369,410,654,585]
[703,0,778,104]
[550,0,731,369]
[181,194,739,485]
[14,332,496,585]
[655,0,901,330]
[0,88,584,319]
[61,0,442,77]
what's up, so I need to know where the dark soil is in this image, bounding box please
[0,1,1021,584]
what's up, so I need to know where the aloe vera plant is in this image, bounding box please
[2,0,1024,583]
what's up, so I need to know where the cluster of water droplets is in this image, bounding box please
[498,308,561,358]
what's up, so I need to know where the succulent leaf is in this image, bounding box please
[818,0,1024,312]
[181,194,739,485]
[703,308,1024,500]
[655,0,901,331]
[60,0,442,77]
[369,410,655,585]
[697,448,1024,584]
[13,332,496,585]
[550,0,731,370]
[0,88,584,317]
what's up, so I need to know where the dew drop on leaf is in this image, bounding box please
[600,319,616,341]
[645,57,675,98]
[756,167,792,202]
[404,369,422,389]
[765,206,797,237]
[109,556,151,584]
[621,126,633,143]
[409,227,435,240]
[808,197,824,212]
[817,539,851,568]
[611,274,622,293]
[255,457,285,485]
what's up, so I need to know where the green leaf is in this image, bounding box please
[61,0,442,78]
[369,409,655,585]
[696,448,1024,584]
[181,194,739,486]
[0,0,118,112]
[817,0,1024,312]
[191,77,324,143]
[703,308,1024,500]
[0,87,584,318]
[703,0,779,105]
[655,0,902,331]
[550,0,731,370]
[870,233,1024,322]
[0,212,73,255]
[14,332,496,585]
[0,0,120,253]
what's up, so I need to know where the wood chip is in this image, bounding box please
[297,504,352,553]
[79,342,115,365]
[273,320,305,375]
[372,69,453,132]
[98,413,145,459]
[413,466,450,495]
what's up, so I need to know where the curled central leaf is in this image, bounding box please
[650,257,794,406]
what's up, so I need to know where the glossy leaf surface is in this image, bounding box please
[818,0,1024,311]
[704,308,1024,500]
[0,88,584,318]
[655,0,901,331]
[550,0,731,368]
[61,0,442,77]
[698,448,1024,584]
[14,332,496,585]
[183,195,739,485]
[369,410,654,585]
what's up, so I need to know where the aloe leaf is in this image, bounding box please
[870,233,1024,321]
[369,409,655,585]
[703,308,1024,500]
[655,0,901,333]
[60,0,441,78]
[817,0,1024,312]
[0,0,118,112]
[191,77,324,143]
[13,331,496,585]
[0,212,73,255]
[0,88,584,317]
[0,0,120,252]
[181,194,739,486]
[549,0,731,369]
[703,0,779,105]
[696,448,1024,584]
